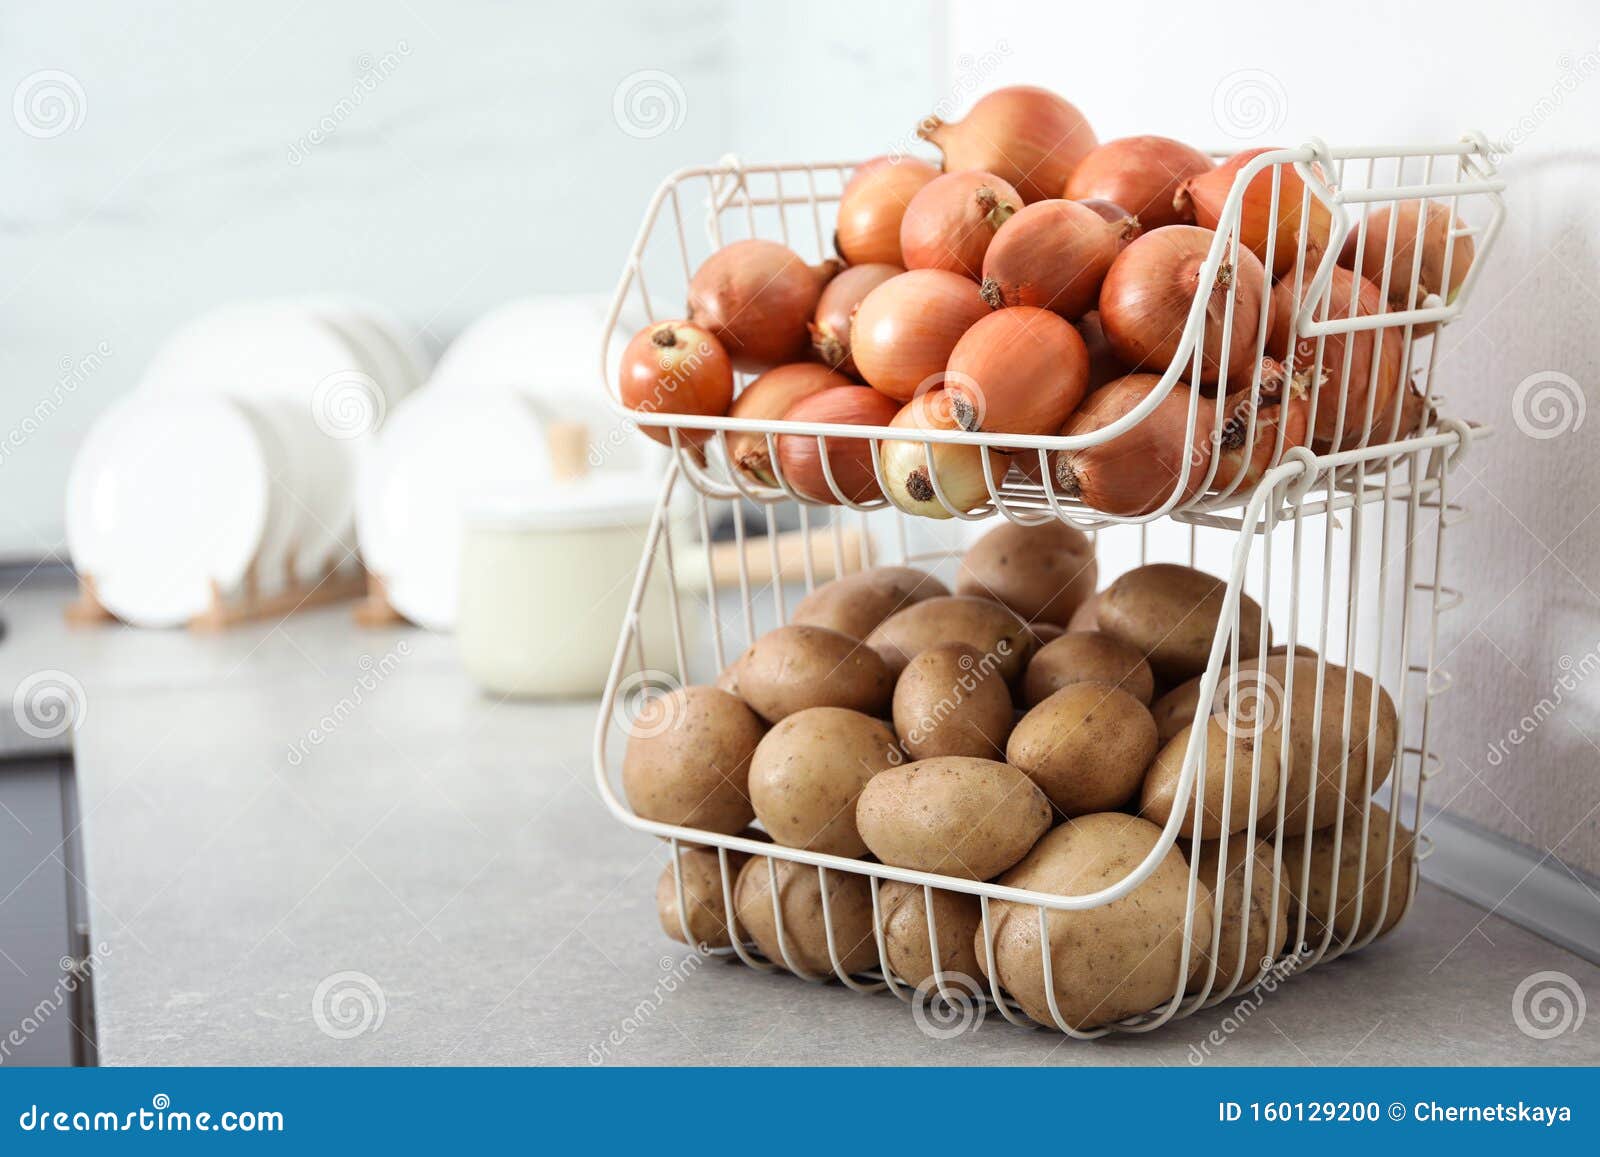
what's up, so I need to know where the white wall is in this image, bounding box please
[945,0,1600,875]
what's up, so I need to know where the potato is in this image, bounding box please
[1221,654,1397,832]
[955,520,1098,627]
[1031,622,1065,645]
[1186,836,1289,993]
[1097,563,1265,683]
[657,845,753,948]
[865,596,1035,683]
[792,565,949,640]
[739,624,894,722]
[715,647,751,699]
[1281,803,1413,942]
[1140,717,1281,839]
[893,642,1015,760]
[1007,683,1158,816]
[1151,674,1206,743]
[733,855,878,975]
[856,757,1051,880]
[981,814,1215,1030]
[1067,591,1101,631]
[622,685,764,834]
[748,707,902,855]
[877,881,983,989]
[1021,630,1155,708]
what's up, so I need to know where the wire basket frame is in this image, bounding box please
[592,418,1477,1037]
[598,138,1502,528]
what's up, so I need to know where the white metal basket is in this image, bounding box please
[592,136,1497,1036]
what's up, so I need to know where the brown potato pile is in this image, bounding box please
[626,522,1412,1031]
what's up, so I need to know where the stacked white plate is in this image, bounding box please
[355,294,656,631]
[65,300,427,627]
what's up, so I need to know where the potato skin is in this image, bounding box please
[1223,654,1397,833]
[622,685,765,834]
[1022,630,1155,707]
[739,624,894,722]
[792,565,949,640]
[981,814,1214,1030]
[1140,717,1281,840]
[657,846,752,948]
[1067,591,1102,632]
[734,856,879,975]
[1281,803,1413,943]
[878,881,983,989]
[893,642,1015,760]
[865,596,1036,683]
[956,520,1098,627]
[1007,682,1159,816]
[1097,563,1264,683]
[1186,837,1289,993]
[1151,674,1206,743]
[748,707,902,856]
[855,757,1051,880]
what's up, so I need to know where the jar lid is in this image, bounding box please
[461,471,660,531]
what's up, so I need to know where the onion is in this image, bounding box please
[880,391,1010,519]
[809,262,902,377]
[1050,374,1215,515]
[688,239,840,372]
[1064,135,1214,231]
[1397,381,1429,438]
[980,199,1137,318]
[1077,198,1137,230]
[1268,267,1402,449]
[1338,199,1474,337]
[945,306,1089,436]
[774,386,900,504]
[900,170,1021,278]
[726,363,852,485]
[835,156,940,266]
[1210,373,1311,492]
[618,320,735,446]
[1098,225,1270,390]
[1176,148,1333,276]
[1076,311,1126,390]
[918,85,1098,204]
[850,269,990,400]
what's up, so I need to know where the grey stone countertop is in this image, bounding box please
[2,578,1597,1066]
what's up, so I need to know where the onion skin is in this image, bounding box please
[688,239,840,372]
[809,262,902,378]
[850,269,991,401]
[1177,148,1333,276]
[726,363,853,485]
[1210,384,1311,493]
[980,199,1137,319]
[1050,374,1215,515]
[879,391,1010,519]
[1065,136,1214,231]
[1338,199,1474,337]
[945,307,1089,437]
[900,170,1021,278]
[619,320,735,446]
[1076,311,1126,391]
[1098,225,1270,391]
[836,157,939,266]
[918,86,1098,205]
[1077,198,1137,230]
[1268,268,1403,449]
[773,386,900,504]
